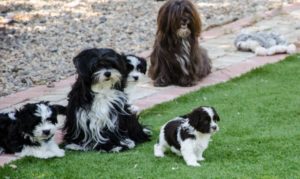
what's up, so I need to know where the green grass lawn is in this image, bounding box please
[1,55,300,178]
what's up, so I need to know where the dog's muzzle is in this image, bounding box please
[211,125,219,133]
[177,25,191,38]
[104,71,111,81]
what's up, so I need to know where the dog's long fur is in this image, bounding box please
[149,0,212,87]
[154,106,220,167]
[63,48,150,152]
[0,102,65,159]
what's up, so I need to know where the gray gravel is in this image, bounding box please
[0,0,294,97]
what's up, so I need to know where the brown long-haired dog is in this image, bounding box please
[149,0,211,87]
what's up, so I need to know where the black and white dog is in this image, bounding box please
[125,54,147,84]
[0,101,65,159]
[154,106,220,167]
[63,48,151,152]
[124,54,147,113]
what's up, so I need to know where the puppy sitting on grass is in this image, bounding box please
[154,106,220,167]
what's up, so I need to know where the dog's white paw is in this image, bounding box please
[197,156,205,161]
[154,144,165,157]
[120,139,135,149]
[129,105,140,114]
[65,143,86,151]
[55,149,65,157]
[16,150,54,159]
[110,146,123,153]
[186,162,201,167]
[154,152,165,157]
[143,128,152,136]
[35,152,56,159]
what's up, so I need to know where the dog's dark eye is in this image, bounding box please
[47,117,57,124]
[137,64,145,73]
[127,64,134,71]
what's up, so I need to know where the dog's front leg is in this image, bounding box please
[46,139,65,157]
[17,146,56,159]
[181,140,200,167]
[196,147,205,161]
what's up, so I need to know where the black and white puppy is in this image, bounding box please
[154,106,220,167]
[63,48,150,152]
[125,54,147,84]
[124,54,147,113]
[0,101,65,159]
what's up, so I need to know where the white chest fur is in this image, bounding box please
[75,89,127,146]
[176,39,191,75]
[193,132,211,150]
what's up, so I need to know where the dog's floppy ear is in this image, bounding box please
[124,55,133,74]
[138,56,147,74]
[15,103,37,118]
[15,102,51,120]
[186,108,202,128]
[15,103,39,133]
[120,53,130,74]
[211,107,220,121]
[51,104,66,115]
[73,48,99,77]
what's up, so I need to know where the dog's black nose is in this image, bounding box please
[104,71,111,77]
[42,130,50,136]
[133,76,139,81]
[211,126,217,131]
[181,18,189,25]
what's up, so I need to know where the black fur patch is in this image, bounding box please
[164,119,182,150]
[180,128,195,141]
